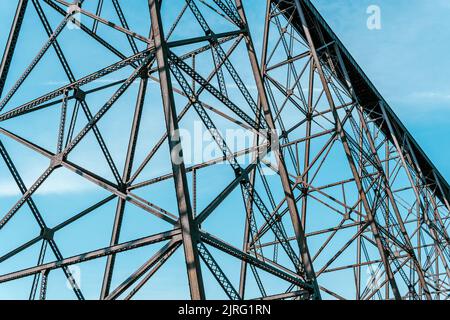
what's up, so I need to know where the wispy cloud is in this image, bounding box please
[0,177,97,197]
[410,91,450,101]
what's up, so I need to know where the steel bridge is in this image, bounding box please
[0,0,449,300]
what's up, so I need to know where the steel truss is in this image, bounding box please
[0,0,449,300]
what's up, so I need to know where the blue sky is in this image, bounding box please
[0,0,449,300]
[312,0,450,179]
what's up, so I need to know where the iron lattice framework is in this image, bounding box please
[0,0,449,300]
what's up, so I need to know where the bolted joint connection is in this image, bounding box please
[279,130,288,140]
[51,153,64,168]
[73,88,86,102]
[139,67,149,79]
[40,227,55,241]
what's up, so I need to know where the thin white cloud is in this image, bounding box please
[411,91,450,101]
[0,183,20,197]
[0,172,98,197]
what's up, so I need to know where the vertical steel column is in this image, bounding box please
[238,0,271,299]
[357,111,431,299]
[238,132,259,299]
[293,0,401,300]
[0,0,29,98]
[404,139,450,246]
[333,44,431,299]
[385,142,391,300]
[356,116,363,300]
[235,0,321,299]
[301,60,314,230]
[380,102,450,282]
[100,74,149,299]
[148,0,205,300]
